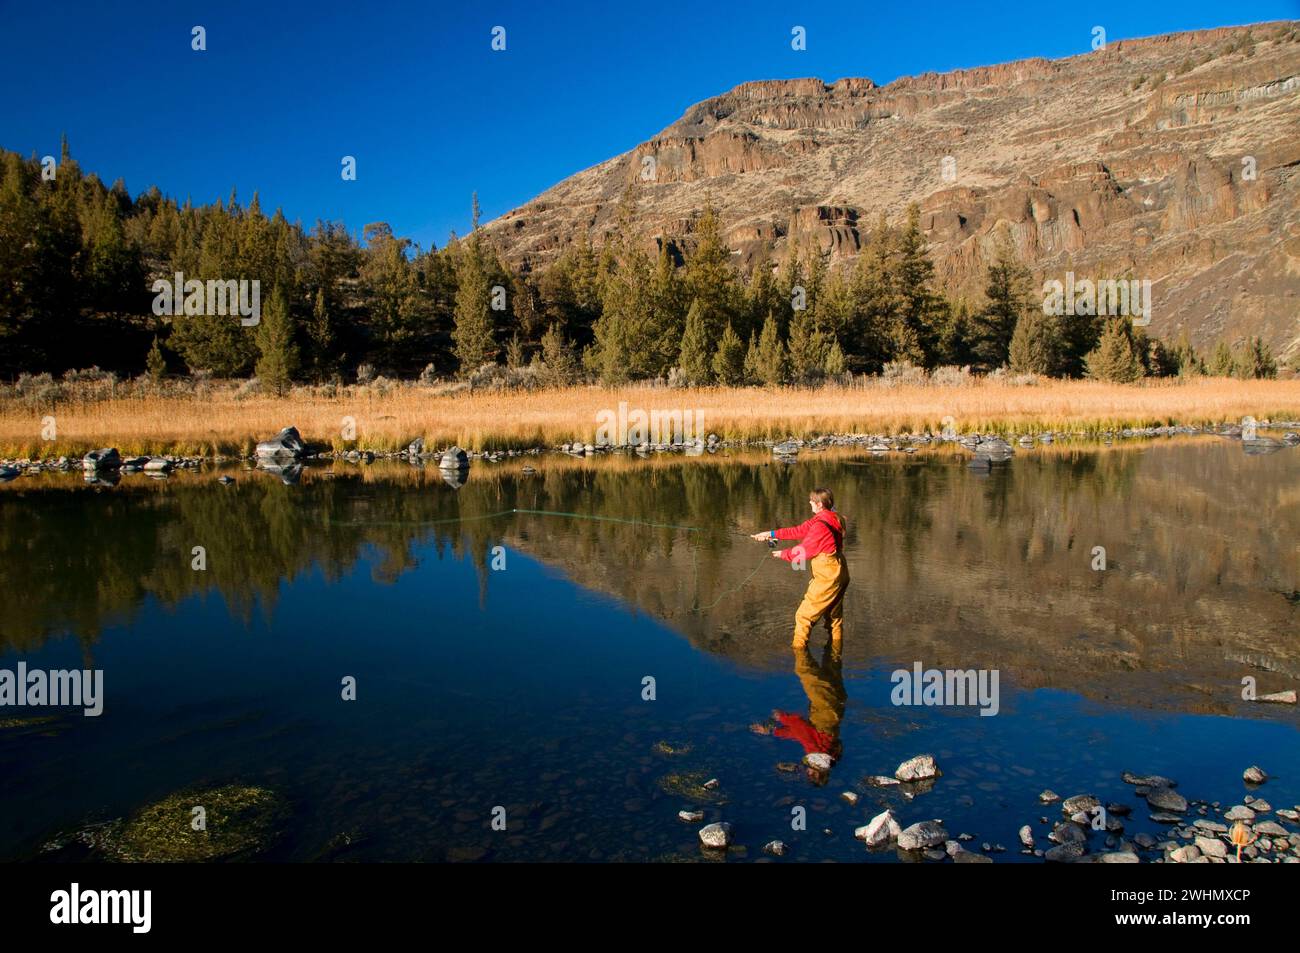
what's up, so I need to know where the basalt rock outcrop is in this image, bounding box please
[484,23,1300,360]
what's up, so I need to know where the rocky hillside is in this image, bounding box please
[484,23,1300,359]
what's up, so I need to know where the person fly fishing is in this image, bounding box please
[751,487,849,649]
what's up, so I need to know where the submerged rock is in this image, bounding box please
[102,784,289,862]
[763,840,787,857]
[1146,789,1188,813]
[1122,772,1177,788]
[1045,841,1085,862]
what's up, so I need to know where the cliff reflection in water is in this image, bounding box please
[0,439,1296,718]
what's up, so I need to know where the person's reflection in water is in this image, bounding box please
[755,640,847,786]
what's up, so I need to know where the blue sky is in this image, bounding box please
[2,0,1296,250]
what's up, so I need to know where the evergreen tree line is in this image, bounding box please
[0,148,1284,389]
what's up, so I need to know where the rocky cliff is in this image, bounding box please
[484,23,1300,359]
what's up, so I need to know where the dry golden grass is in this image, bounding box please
[2,377,1297,457]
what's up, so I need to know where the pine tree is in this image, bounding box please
[505,333,526,369]
[1084,318,1144,383]
[1008,310,1062,375]
[649,242,686,371]
[1170,333,1203,377]
[823,340,847,378]
[972,236,1033,370]
[453,198,495,376]
[1236,337,1277,379]
[746,253,778,340]
[678,298,713,385]
[146,335,167,383]
[894,204,942,364]
[748,312,788,385]
[1209,341,1235,377]
[684,200,737,343]
[742,330,761,385]
[255,285,299,396]
[308,288,334,381]
[712,322,746,385]
[935,298,976,367]
[538,323,579,386]
[787,304,829,383]
[847,215,898,373]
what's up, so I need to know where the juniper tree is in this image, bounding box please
[1236,337,1276,379]
[146,335,166,383]
[1084,318,1144,383]
[747,312,788,386]
[255,284,299,396]
[1008,310,1062,375]
[537,323,579,387]
[678,298,713,385]
[972,236,1033,370]
[893,204,943,364]
[684,201,737,345]
[712,322,746,385]
[847,215,899,373]
[308,288,334,381]
[1209,341,1235,377]
[787,304,829,383]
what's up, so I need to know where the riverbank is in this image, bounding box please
[2,377,1298,458]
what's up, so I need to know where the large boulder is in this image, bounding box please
[439,446,469,470]
[82,448,121,470]
[255,427,306,460]
[897,820,948,851]
[698,822,732,849]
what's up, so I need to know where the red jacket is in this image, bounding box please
[773,712,832,754]
[772,509,844,563]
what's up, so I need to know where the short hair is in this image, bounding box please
[810,487,834,510]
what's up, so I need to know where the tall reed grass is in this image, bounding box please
[1,377,1297,458]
